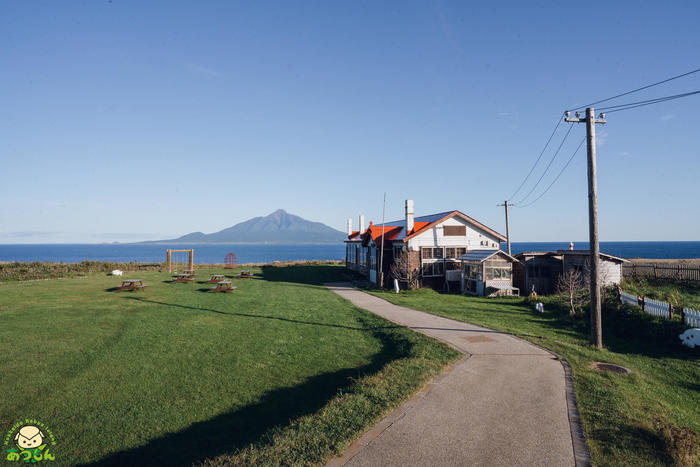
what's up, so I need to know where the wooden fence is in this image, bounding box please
[622,263,700,282]
[619,289,699,327]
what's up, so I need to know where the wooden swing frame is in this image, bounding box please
[166,249,194,273]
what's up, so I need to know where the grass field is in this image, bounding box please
[0,264,458,465]
[368,288,700,466]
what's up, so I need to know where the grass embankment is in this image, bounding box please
[622,276,700,310]
[368,288,699,466]
[0,264,458,465]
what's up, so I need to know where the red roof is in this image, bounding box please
[364,225,404,247]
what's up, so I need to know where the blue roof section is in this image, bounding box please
[382,211,456,240]
[382,211,455,227]
[457,250,501,262]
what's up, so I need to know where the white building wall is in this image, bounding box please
[601,261,622,285]
[407,217,502,251]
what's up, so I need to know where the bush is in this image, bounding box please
[0,261,163,281]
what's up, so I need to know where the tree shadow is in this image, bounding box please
[261,265,355,286]
[124,297,399,332]
[589,424,673,465]
[86,314,410,466]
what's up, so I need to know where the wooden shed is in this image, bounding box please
[457,250,519,296]
[513,250,629,295]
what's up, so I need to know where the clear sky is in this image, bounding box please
[1,1,699,243]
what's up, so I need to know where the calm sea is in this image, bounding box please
[0,241,698,264]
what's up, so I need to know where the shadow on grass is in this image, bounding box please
[512,299,694,360]
[124,297,398,332]
[261,265,355,286]
[589,424,673,465]
[87,314,411,466]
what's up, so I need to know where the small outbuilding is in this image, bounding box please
[457,249,519,296]
[513,250,629,295]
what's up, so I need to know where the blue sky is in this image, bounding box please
[1,1,699,243]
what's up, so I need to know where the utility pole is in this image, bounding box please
[379,192,386,288]
[565,107,606,348]
[497,200,512,255]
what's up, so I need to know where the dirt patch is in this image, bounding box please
[589,362,632,374]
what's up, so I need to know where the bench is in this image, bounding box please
[211,282,237,293]
[207,275,226,284]
[118,280,148,291]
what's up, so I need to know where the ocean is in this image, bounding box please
[0,241,699,264]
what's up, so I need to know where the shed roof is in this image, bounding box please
[558,250,629,263]
[457,249,517,263]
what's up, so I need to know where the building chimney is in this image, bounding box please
[347,218,352,236]
[359,214,365,233]
[569,242,574,251]
[405,199,414,233]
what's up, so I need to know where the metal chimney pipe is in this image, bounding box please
[359,214,365,233]
[347,218,352,236]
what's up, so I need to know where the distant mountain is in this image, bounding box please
[151,209,345,243]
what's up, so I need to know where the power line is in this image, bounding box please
[513,123,574,205]
[517,137,586,208]
[507,115,563,201]
[598,89,700,114]
[566,66,700,112]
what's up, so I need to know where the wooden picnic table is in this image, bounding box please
[173,273,196,283]
[207,274,226,284]
[118,279,147,291]
[211,280,237,293]
[237,270,254,278]
[183,270,197,276]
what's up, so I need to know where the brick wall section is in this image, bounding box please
[407,250,420,272]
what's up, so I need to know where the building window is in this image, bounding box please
[370,248,377,270]
[445,247,467,259]
[444,225,466,236]
[485,266,511,280]
[359,247,367,267]
[463,263,481,280]
[393,245,403,261]
[422,261,444,277]
[422,247,443,259]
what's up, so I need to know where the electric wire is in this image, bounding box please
[517,137,586,208]
[566,67,700,112]
[507,115,563,202]
[513,123,574,205]
[597,90,700,114]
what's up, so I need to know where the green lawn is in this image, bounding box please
[368,288,700,466]
[0,264,458,466]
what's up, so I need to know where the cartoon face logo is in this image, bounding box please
[14,425,44,449]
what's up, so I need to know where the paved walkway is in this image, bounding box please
[325,283,586,467]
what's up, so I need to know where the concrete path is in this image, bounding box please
[325,283,587,467]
